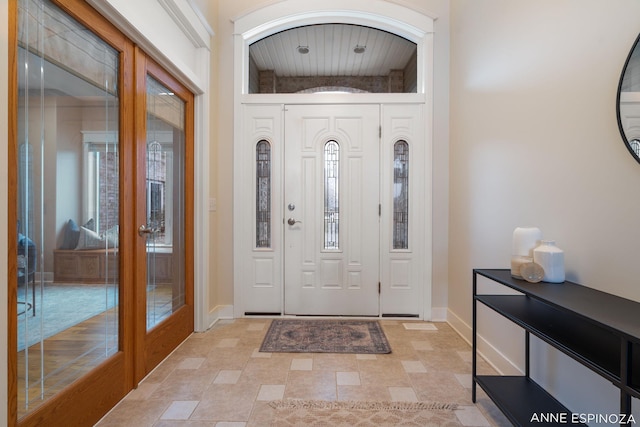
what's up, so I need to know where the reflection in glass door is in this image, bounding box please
[144,75,186,330]
[15,0,120,418]
[134,54,193,380]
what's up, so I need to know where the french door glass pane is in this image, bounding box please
[145,75,186,330]
[17,0,119,417]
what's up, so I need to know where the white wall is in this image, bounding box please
[449,0,640,418]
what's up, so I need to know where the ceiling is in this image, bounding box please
[249,24,416,77]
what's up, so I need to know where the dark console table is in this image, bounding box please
[472,269,640,426]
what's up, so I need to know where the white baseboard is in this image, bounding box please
[446,307,522,376]
[204,304,234,330]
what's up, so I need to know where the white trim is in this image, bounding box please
[232,0,435,39]
[447,308,523,376]
[157,0,213,48]
[193,91,210,332]
[430,307,447,322]
[206,305,235,330]
[234,1,434,319]
[87,0,212,331]
[240,93,427,105]
[88,0,210,94]
[422,32,435,320]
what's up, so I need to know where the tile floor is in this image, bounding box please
[96,319,512,426]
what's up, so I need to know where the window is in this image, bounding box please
[248,24,417,94]
[393,140,409,249]
[83,138,119,234]
[256,140,271,248]
[324,140,340,249]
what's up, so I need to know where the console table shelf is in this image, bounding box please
[472,269,640,426]
[476,376,586,426]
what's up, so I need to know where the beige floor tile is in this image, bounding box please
[160,400,199,420]
[125,381,160,400]
[284,370,337,400]
[388,386,418,402]
[251,348,271,358]
[312,353,359,371]
[97,318,509,427]
[336,371,361,385]
[411,340,434,351]
[337,384,390,401]
[290,358,313,371]
[217,338,240,348]
[403,322,438,330]
[455,405,491,426]
[214,370,242,384]
[256,384,286,401]
[177,357,206,370]
[148,369,216,401]
[247,323,267,331]
[191,383,260,421]
[402,360,427,373]
[356,354,377,360]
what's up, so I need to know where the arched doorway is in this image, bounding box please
[233,0,435,319]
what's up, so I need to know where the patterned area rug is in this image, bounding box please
[269,400,461,427]
[260,319,391,354]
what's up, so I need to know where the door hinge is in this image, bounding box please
[378,282,381,294]
[379,204,381,216]
[379,125,382,139]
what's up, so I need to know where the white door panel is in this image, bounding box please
[380,104,425,316]
[239,104,283,314]
[237,103,429,318]
[284,104,380,316]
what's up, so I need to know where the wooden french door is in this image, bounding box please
[9,1,193,425]
[133,50,194,382]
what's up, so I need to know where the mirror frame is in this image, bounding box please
[617,32,640,165]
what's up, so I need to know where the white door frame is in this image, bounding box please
[233,0,435,319]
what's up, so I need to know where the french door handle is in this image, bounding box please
[138,224,156,237]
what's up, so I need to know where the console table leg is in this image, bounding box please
[472,271,477,403]
[620,340,631,418]
[525,331,530,378]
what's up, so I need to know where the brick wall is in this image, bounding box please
[255,70,416,93]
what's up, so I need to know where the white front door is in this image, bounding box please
[284,104,380,315]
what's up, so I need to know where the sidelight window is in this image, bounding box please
[256,140,271,248]
[393,140,409,249]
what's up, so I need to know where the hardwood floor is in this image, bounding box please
[16,283,173,420]
[16,308,118,418]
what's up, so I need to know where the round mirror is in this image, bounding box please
[617,33,640,164]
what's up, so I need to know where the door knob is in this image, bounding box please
[287,218,301,226]
[138,224,155,236]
